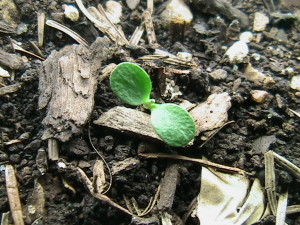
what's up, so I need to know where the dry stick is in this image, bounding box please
[10,38,45,61]
[88,125,112,195]
[143,9,158,47]
[75,167,133,215]
[139,153,250,175]
[129,26,144,46]
[37,12,45,47]
[47,138,59,161]
[273,152,300,180]
[265,151,278,215]
[5,165,25,225]
[46,20,89,48]
[97,4,129,45]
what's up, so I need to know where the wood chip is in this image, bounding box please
[5,165,25,225]
[157,164,179,211]
[276,190,288,225]
[39,37,116,142]
[189,92,231,135]
[94,106,162,143]
[93,160,107,193]
[111,157,140,175]
[0,50,25,70]
[0,83,22,96]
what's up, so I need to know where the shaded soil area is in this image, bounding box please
[0,0,300,224]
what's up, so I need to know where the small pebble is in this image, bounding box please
[291,75,300,91]
[209,69,228,81]
[253,12,269,31]
[126,0,140,10]
[63,4,79,22]
[250,90,269,103]
[0,66,10,78]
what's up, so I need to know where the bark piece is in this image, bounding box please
[39,37,117,142]
[111,157,140,175]
[0,50,24,70]
[0,83,22,96]
[157,164,179,211]
[94,106,162,142]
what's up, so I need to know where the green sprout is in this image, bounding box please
[110,62,196,147]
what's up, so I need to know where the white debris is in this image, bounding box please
[105,0,122,24]
[291,75,300,91]
[253,12,269,31]
[63,4,79,22]
[225,31,253,64]
[281,67,294,75]
[126,0,140,10]
[250,90,269,103]
[160,0,193,27]
[57,162,66,168]
[177,52,192,61]
[0,66,10,78]
[190,92,231,135]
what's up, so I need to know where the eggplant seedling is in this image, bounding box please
[110,62,196,147]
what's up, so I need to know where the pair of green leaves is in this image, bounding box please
[110,62,195,147]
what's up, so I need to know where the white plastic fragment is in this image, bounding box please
[105,0,122,24]
[160,0,193,27]
[195,167,265,225]
[253,12,269,31]
[0,66,10,78]
[126,0,140,10]
[290,75,300,91]
[250,90,269,103]
[63,4,80,22]
[225,31,253,64]
[190,92,231,135]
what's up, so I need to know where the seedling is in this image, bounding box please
[110,62,196,147]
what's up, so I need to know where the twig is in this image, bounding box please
[273,152,300,180]
[129,26,144,46]
[139,153,250,175]
[5,165,25,225]
[46,20,89,48]
[37,12,46,47]
[143,9,158,47]
[265,151,278,215]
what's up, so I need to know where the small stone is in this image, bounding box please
[106,1,122,24]
[291,75,300,91]
[63,4,79,22]
[250,90,269,103]
[253,12,269,31]
[0,66,10,78]
[126,0,140,10]
[209,69,228,81]
[78,160,91,168]
[160,0,193,27]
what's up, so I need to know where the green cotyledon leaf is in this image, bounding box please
[150,103,196,147]
[110,62,152,106]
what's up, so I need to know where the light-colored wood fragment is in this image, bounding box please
[94,106,162,142]
[5,165,25,225]
[10,38,45,61]
[143,9,158,47]
[93,160,107,194]
[37,12,45,47]
[276,190,288,225]
[46,20,89,48]
[244,63,275,87]
[111,157,140,175]
[190,92,231,135]
[287,205,300,214]
[0,83,22,96]
[265,151,278,215]
[48,138,59,160]
[129,26,144,46]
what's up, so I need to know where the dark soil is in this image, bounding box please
[1,0,300,225]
